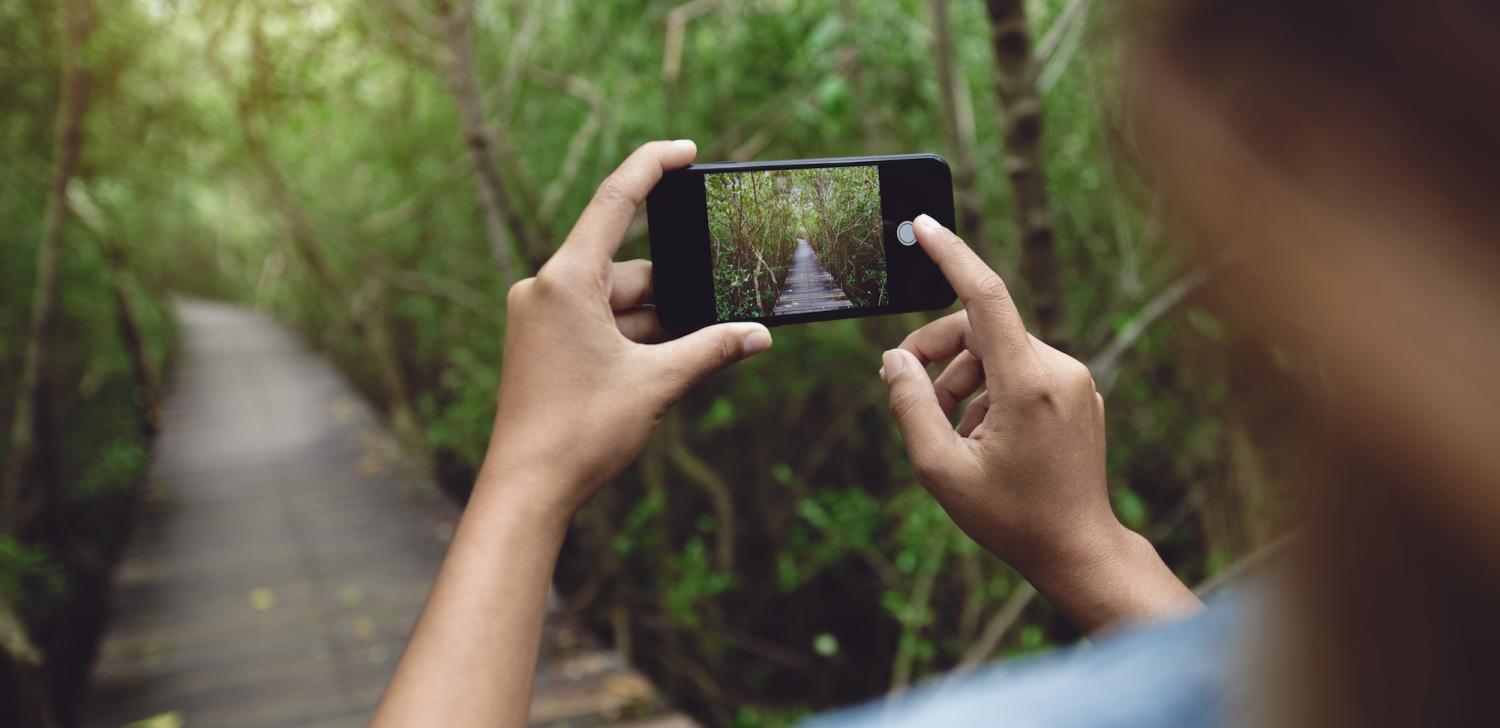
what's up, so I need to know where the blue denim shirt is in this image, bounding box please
[802,597,1241,728]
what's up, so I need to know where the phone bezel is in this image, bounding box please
[647,153,958,333]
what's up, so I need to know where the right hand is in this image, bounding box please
[881,215,1199,631]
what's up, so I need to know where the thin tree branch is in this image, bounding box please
[391,0,444,40]
[791,380,885,494]
[931,0,986,252]
[1194,530,1299,598]
[492,0,546,107]
[889,537,948,695]
[68,185,160,431]
[527,67,606,223]
[1087,266,1210,396]
[954,581,1037,674]
[662,0,724,83]
[666,417,737,572]
[1037,6,1089,96]
[380,267,493,317]
[1034,0,1093,69]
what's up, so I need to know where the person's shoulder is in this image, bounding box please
[801,596,1247,728]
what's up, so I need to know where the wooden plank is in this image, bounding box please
[772,238,854,315]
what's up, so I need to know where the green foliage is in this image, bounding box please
[708,170,800,319]
[1,0,1284,724]
[0,537,65,614]
[801,166,886,308]
[1,1,178,719]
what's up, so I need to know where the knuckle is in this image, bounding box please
[506,277,536,306]
[714,334,740,364]
[531,269,564,296]
[535,259,594,296]
[594,173,641,207]
[1066,359,1096,391]
[972,272,1012,305]
[1014,376,1062,412]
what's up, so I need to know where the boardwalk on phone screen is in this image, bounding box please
[771,238,854,315]
[82,301,693,728]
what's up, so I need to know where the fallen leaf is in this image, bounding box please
[353,616,376,640]
[358,453,382,475]
[603,673,652,700]
[122,710,183,728]
[249,587,276,611]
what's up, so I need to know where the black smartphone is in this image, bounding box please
[646,154,958,333]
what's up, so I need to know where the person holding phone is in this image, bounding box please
[372,0,1500,724]
[368,138,1196,727]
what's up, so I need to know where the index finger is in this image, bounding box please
[912,214,1038,365]
[554,140,698,268]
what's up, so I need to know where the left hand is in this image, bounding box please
[478,140,772,515]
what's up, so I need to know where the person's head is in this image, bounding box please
[1135,0,1500,532]
[1129,1,1500,724]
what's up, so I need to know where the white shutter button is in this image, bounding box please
[897,220,917,246]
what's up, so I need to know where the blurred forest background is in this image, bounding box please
[708,166,884,319]
[1,0,1292,725]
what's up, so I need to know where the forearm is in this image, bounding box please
[1023,523,1202,635]
[372,465,571,728]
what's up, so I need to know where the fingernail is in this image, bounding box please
[881,350,905,383]
[914,214,938,231]
[742,328,772,356]
[672,138,697,151]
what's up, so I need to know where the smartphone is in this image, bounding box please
[646,154,958,333]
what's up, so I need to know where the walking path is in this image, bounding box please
[83,301,689,728]
[771,239,853,315]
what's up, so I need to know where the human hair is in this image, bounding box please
[1139,2,1500,726]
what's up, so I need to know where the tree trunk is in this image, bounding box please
[931,0,986,256]
[441,0,533,287]
[103,244,160,435]
[1,0,93,530]
[985,0,1068,349]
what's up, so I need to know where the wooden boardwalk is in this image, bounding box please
[83,301,690,728]
[771,239,853,315]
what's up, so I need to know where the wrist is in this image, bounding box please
[1013,517,1132,593]
[471,456,581,536]
[1019,520,1200,633]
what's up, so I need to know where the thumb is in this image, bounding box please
[653,322,772,393]
[882,348,961,480]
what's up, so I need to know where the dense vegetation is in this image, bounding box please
[2,2,178,722]
[708,172,800,319]
[709,166,884,318]
[799,166,885,308]
[1,0,1292,725]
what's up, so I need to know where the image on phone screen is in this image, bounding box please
[707,165,887,321]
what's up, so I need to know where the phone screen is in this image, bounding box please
[705,165,887,322]
[648,154,956,333]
